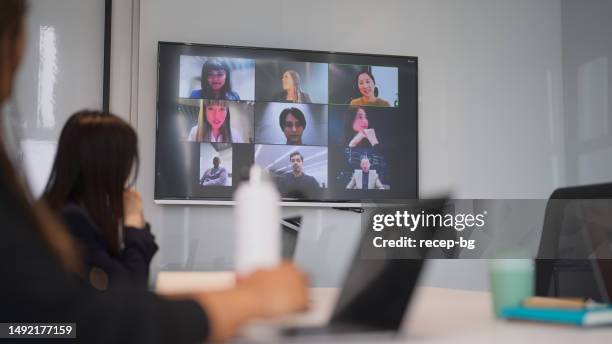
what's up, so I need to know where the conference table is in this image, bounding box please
[155,272,612,343]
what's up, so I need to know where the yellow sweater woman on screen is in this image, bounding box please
[349,70,390,107]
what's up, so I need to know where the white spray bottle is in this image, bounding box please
[234,165,281,276]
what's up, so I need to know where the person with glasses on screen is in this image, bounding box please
[277,152,320,198]
[274,70,311,103]
[279,107,306,145]
[349,70,390,107]
[190,59,241,101]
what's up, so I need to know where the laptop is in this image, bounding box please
[281,216,302,259]
[281,199,447,338]
[579,201,612,303]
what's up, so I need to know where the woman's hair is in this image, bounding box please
[0,0,26,100]
[44,111,139,256]
[342,106,366,144]
[355,70,379,97]
[284,70,306,103]
[200,59,233,99]
[196,99,233,142]
[0,0,80,272]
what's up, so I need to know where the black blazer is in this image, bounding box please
[0,169,209,343]
[61,204,159,289]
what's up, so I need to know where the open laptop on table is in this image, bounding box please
[580,201,612,303]
[279,199,447,340]
[591,252,612,304]
[281,216,302,259]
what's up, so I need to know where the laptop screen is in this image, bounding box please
[580,202,612,303]
[329,199,446,330]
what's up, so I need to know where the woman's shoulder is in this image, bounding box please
[226,91,241,101]
[60,204,104,244]
[351,97,390,107]
[61,204,96,228]
[375,98,391,107]
[350,98,362,105]
[190,89,202,98]
[61,203,89,221]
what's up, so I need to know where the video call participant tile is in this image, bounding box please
[328,105,401,150]
[338,148,390,191]
[254,102,327,146]
[199,143,233,187]
[329,64,398,107]
[182,99,254,143]
[255,60,328,104]
[179,56,255,101]
[254,144,328,199]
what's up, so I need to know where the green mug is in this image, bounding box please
[489,259,535,317]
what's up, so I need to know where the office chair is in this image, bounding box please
[535,182,612,301]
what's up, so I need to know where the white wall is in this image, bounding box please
[133,0,564,289]
[561,0,612,186]
[12,0,106,197]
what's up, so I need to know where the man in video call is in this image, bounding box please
[279,108,306,145]
[278,152,320,197]
[346,156,385,190]
[200,156,228,186]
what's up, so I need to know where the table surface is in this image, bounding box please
[155,272,612,343]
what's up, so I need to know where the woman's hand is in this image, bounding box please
[194,262,309,341]
[363,128,379,146]
[349,131,366,148]
[123,189,145,228]
[237,262,309,317]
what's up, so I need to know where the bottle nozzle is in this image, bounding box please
[250,165,262,184]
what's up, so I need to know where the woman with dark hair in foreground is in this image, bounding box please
[0,1,307,342]
[44,111,157,289]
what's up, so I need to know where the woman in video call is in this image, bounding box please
[188,99,245,142]
[349,70,390,107]
[344,106,380,148]
[190,59,241,101]
[0,2,307,342]
[274,70,311,103]
[44,111,157,289]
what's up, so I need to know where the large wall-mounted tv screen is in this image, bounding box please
[155,42,418,204]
